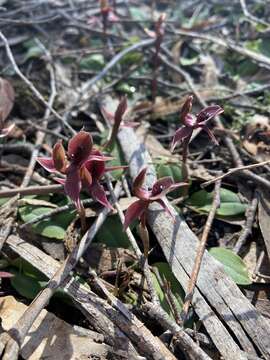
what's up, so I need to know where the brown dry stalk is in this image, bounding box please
[0,184,63,197]
[181,178,222,323]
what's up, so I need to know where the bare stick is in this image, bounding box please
[0,31,75,135]
[143,302,212,360]
[201,160,270,188]
[233,195,258,254]
[19,199,93,228]
[181,178,222,323]
[0,184,63,197]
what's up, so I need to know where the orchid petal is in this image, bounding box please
[114,96,127,125]
[133,167,147,191]
[170,126,192,152]
[54,177,66,185]
[184,114,196,127]
[81,166,92,188]
[67,131,93,165]
[37,157,56,172]
[180,95,193,122]
[151,177,174,197]
[123,199,147,231]
[156,198,175,220]
[64,164,82,209]
[88,154,113,162]
[85,150,106,181]
[196,105,224,125]
[53,142,67,173]
[202,126,219,145]
[90,181,113,210]
[0,271,14,278]
[150,177,187,200]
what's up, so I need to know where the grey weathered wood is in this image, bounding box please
[118,127,270,360]
[4,235,177,360]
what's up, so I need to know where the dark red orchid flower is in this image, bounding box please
[171,95,224,155]
[101,97,138,149]
[37,131,113,211]
[101,96,138,130]
[123,167,186,231]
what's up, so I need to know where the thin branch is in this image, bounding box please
[143,302,212,360]
[201,160,270,188]
[181,178,222,323]
[233,195,258,254]
[0,184,63,197]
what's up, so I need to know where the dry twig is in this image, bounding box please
[181,178,222,323]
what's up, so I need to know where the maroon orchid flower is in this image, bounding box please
[170,95,223,162]
[37,131,113,211]
[123,167,186,231]
[101,96,138,150]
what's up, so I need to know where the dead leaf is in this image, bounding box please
[0,78,15,124]
[0,296,118,360]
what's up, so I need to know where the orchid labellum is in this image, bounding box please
[123,167,186,231]
[171,95,224,162]
[37,131,113,212]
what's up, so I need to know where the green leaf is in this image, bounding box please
[23,39,44,61]
[152,262,185,317]
[209,247,252,285]
[79,54,105,71]
[120,52,143,66]
[10,269,45,299]
[180,56,199,66]
[187,188,247,217]
[0,197,11,206]
[19,205,76,240]
[95,215,132,249]
[156,161,188,198]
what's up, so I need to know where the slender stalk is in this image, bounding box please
[181,178,222,323]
